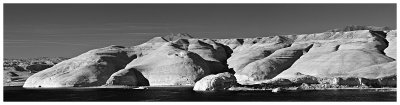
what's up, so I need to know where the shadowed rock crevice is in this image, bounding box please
[369,31,389,54]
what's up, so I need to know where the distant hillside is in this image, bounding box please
[326,25,392,32]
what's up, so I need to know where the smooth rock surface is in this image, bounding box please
[193,72,237,91]
[235,44,313,82]
[227,36,292,73]
[124,43,211,85]
[275,49,394,79]
[348,61,396,79]
[384,30,396,59]
[23,46,133,88]
[105,68,149,86]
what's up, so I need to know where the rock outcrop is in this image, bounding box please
[275,49,394,79]
[129,35,231,74]
[384,30,396,59]
[193,72,237,91]
[273,30,394,80]
[331,77,363,86]
[286,72,319,85]
[123,43,211,85]
[23,46,133,88]
[235,44,312,82]
[217,29,396,85]
[226,36,292,74]
[20,26,396,88]
[114,36,232,86]
[105,68,149,86]
[186,39,230,74]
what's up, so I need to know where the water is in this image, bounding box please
[4,86,396,101]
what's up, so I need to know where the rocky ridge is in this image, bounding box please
[19,26,396,89]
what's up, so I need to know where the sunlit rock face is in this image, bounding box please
[104,68,150,86]
[123,43,211,86]
[215,29,396,85]
[226,36,292,74]
[119,35,233,86]
[348,61,396,79]
[193,72,237,91]
[22,27,396,87]
[275,49,394,78]
[271,30,394,80]
[129,35,231,75]
[234,44,313,82]
[23,46,133,88]
[384,30,396,59]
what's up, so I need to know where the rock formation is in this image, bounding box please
[285,72,319,85]
[275,49,394,79]
[331,77,363,86]
[193,72,237,91]
[235,44,313,82]
[123,43,211,85]
[272,30,394,80]
[348,61,396,79]
[23,46,133,87]
[21,26,396,88]
[105,68,149,86]
[226,36,292,74]
[384,30,396,59]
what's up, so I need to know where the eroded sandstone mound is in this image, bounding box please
[128,35,231,74]
[193,72,237,91]
[269,30,395,81]
[235,44,313,82]
[105,68,149,86]
[23,46,133,87]
[123,43,211,85]
[219,29,396,84]
[22,26,396,87]
[275,49,394,79]
[226,36,292,73]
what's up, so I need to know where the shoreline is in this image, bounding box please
[4,85,396,92]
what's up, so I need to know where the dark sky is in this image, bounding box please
[4,4,396,58]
